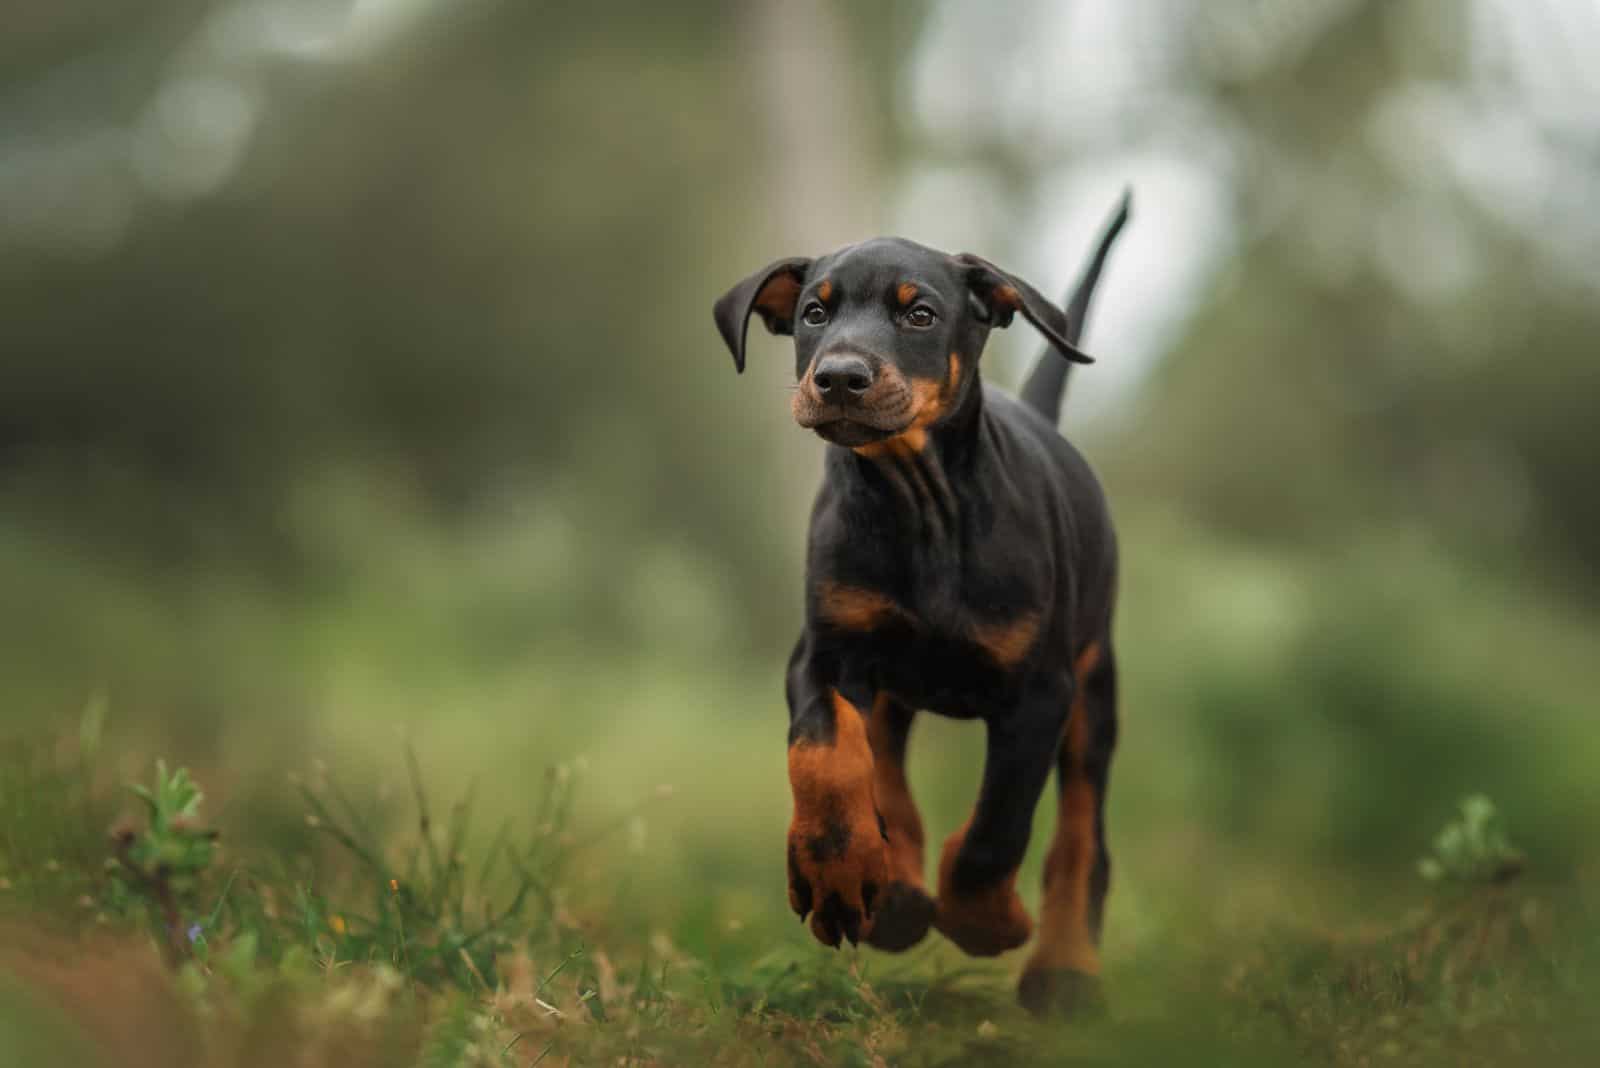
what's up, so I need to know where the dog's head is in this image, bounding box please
[714,238,1091,448]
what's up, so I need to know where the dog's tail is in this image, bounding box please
[1020,189,1132,426]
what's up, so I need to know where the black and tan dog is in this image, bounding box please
[712,195,1130,1014]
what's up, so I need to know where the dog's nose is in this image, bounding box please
[812,354,874,400]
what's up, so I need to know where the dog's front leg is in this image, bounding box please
[862,694,937,952]
[783,643,890,948]
[935,676,1070,956]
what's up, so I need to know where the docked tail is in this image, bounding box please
[1020,190,1132,426]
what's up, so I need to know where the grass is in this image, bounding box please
[1,711,1596,1067]
[3,505,1598,1065]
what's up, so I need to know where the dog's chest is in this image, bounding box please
[867,613,1037,716]
[817,556,1047,714]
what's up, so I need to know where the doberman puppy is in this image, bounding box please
[712,194,1130,1015]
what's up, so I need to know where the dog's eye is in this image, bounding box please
[903,304,937,329]
[801,302,829,327]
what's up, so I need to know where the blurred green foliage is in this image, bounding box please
[2,1,1599,1063]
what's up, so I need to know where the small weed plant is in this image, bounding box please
[1416,794,1526,887]
[107,761,219,962]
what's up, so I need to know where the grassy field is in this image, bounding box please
[3,508,1598,1066]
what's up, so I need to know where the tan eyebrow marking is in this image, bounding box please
[817,279,833,302]
[896,282,918,306]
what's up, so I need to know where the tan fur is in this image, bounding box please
[934,817,1033,956]
[851,353,961,459]
[816,582,904,631]
[971,613,1042,668]
[865,695,925,889]
[1023,641,1105,977]
[753,272,803,320]
[787,692,891,944]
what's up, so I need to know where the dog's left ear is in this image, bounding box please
[954,254,1093,364]
[713,256,813,373]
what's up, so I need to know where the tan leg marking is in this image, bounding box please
[865,694,924,888]
[1025,641,1105,977]
[861,694,938,952]
[934,816,1033,956]
[787,691,891,947]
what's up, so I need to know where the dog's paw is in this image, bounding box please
[787,813,890,948]
[935,883,1033,956]
[933,824,1033,956]
[1017,967,1106,1018]
[863,880,937,952]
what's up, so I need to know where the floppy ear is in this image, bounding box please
[954,253,1093,364]
[712,257,813,373]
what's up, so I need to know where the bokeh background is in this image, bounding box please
[4,0,1599,1041]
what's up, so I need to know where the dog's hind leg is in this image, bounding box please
[1019,640,1118,1015]
[863,695,936,951]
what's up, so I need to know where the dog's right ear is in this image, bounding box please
[712,257,812,373]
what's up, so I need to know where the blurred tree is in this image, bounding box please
[5,0,1595,667]
[1117,1,1600,592]
[0,1,919,654]
[890,0,1600,596]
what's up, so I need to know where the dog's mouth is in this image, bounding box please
[793,401,914,445]
[809,418,903,447]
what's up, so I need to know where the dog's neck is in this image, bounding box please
[841,369,987,546]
